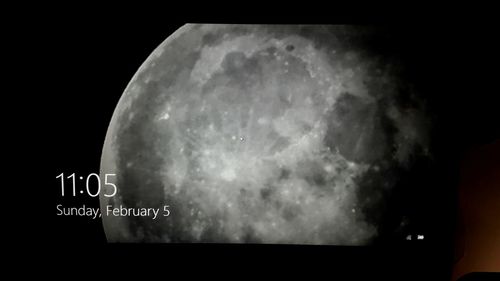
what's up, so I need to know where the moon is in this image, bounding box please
[100,24,431,245]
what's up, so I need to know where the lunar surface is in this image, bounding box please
[100,24,432,245]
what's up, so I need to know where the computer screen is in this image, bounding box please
[50,20,498,280]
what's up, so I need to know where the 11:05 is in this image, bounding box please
[56,173,117,197]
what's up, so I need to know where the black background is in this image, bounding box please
[41,9,498,280]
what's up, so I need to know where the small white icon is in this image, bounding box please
[417,235,424,240]
[406,235,412,241]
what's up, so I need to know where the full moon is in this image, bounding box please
[100,24,431,245]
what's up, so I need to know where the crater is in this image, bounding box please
[278,168,291,180]
[282,204,301,221]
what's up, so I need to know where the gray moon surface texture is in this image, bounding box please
[100,24,431,245]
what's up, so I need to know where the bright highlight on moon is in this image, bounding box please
[100,24,431,245]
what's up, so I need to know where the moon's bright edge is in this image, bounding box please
[100,24,430,245]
